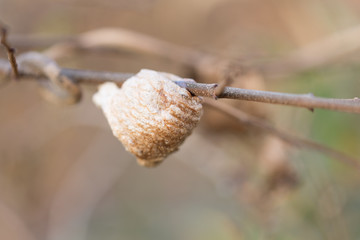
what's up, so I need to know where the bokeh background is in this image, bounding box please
[1,0,360,239]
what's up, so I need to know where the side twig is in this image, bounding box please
[0,23,18,78]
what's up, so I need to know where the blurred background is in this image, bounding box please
[1,0,360,239]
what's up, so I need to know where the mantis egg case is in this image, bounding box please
[93,69,203,167]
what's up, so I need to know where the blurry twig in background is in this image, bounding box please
[47,134,130,240]
[42,28,205,66]
[204,99,360,172]
[0,200,35,240]
[17,52,81,104]
[263,25,360,76]
[8,25,360,78]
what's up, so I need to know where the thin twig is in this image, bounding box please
[0,23,18,78]
[1,59,360,113]
[214,70,232,97]
[204,99,360,172]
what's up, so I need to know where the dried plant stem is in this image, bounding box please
[204,99,360,172]
[1,59,359,113]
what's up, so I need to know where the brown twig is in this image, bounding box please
[204,99,360,172]
[1,58,360,113]
[0,23,19,78]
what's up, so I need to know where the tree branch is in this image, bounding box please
[1,57,359,113]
